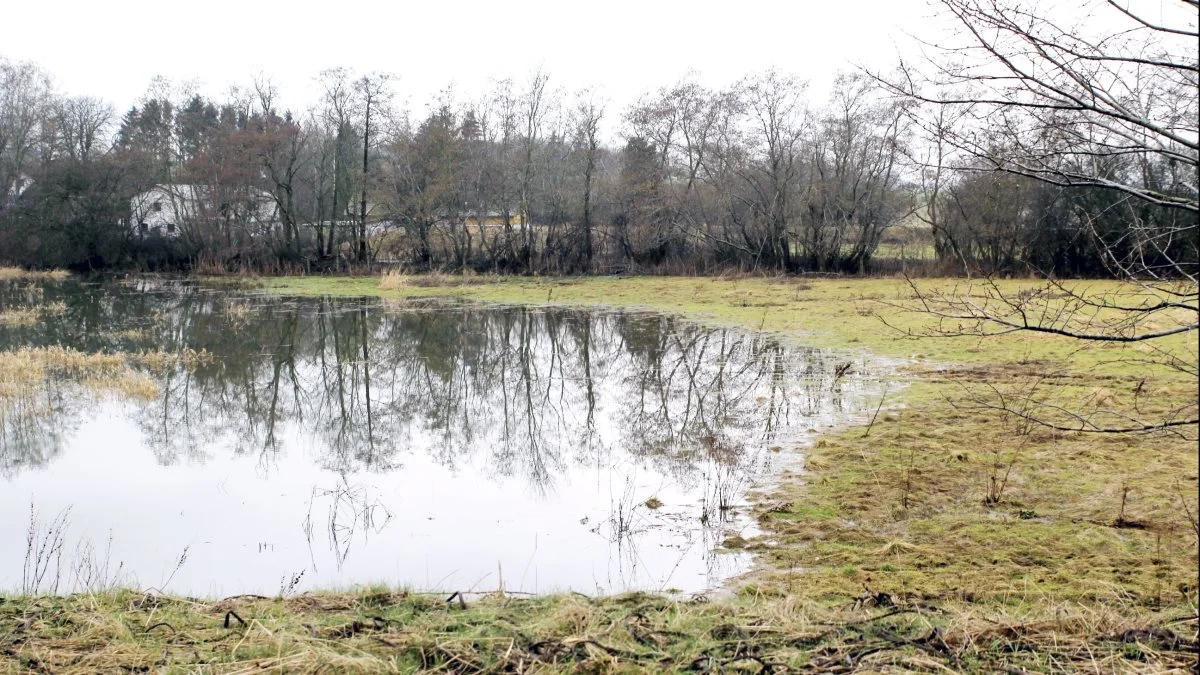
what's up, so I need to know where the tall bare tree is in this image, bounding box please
[52,96,113,163]
[254,77,309,256]
[0,58,53,209]
[807,73,910,272]
[572,92,605,270]
[518,70,551,269]
[318,68,357,260]
[354,73,392,263]
[737,71,809,270]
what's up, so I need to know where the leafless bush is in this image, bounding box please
[22,503,71,595]
[70,532,126,593]
[600,477,645,543]
[701,464,748,524]
[280,570,306,597]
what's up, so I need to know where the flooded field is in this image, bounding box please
[0,280,884,597]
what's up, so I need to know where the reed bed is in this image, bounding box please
[0,268,70,282]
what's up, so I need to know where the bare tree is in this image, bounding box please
[354,73,393,263]
[572,92,605,270]
[254,77,309,257]
[52,96,113,163]
[0,58,53,208]
[317,68,357,260]
[626,78,727,268]
[737,70,809,271]
[518,70,552,270]
[879,0,1198,434]
[903,94,967,269]
[460,93,500,266]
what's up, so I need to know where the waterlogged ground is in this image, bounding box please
[0,279,886,598]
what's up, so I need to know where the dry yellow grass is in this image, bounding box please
[0,346,211,401]
[0,301,67,327]
[0,308,40,327]
[0,267,70,282]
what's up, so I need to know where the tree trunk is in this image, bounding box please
[358,96,371,264]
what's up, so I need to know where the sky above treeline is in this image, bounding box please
[9,0,1193,127]
[7,0,939,117]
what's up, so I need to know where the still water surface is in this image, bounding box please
[0,280,882,597]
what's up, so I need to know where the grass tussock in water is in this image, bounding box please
[0,301,66,327]
[0,346,211,401]
[0,267,70,282]
[0,308,40,328]
[2,588,1196,673]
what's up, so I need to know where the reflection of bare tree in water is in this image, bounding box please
[311,300,396,471]
[616,320,819,486]
[0,381,75,477]
[3,283,876,503]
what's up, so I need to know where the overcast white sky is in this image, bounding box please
[6,0,942,119]
[9,0,1192,130]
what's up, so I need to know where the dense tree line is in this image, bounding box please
[1,0,1195,278]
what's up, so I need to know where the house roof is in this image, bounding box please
[134,184,275,203]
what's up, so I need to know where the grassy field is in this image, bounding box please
[4,272,1197,672]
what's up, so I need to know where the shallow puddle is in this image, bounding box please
[0,280,884,597]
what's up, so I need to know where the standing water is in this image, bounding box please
[0,280,883,597]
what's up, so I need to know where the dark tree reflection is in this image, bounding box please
[0,281,877,491]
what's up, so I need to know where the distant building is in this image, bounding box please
[2,174,33,208]
[438,210,527,228]
[130,184,279,237]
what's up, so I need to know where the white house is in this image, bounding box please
[130,184,279,237]
[2,173,33,208]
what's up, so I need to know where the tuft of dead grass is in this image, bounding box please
[0,301,67,327]
[0,346,212,401]
[0,267,70,282]
[0,308,40,327]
